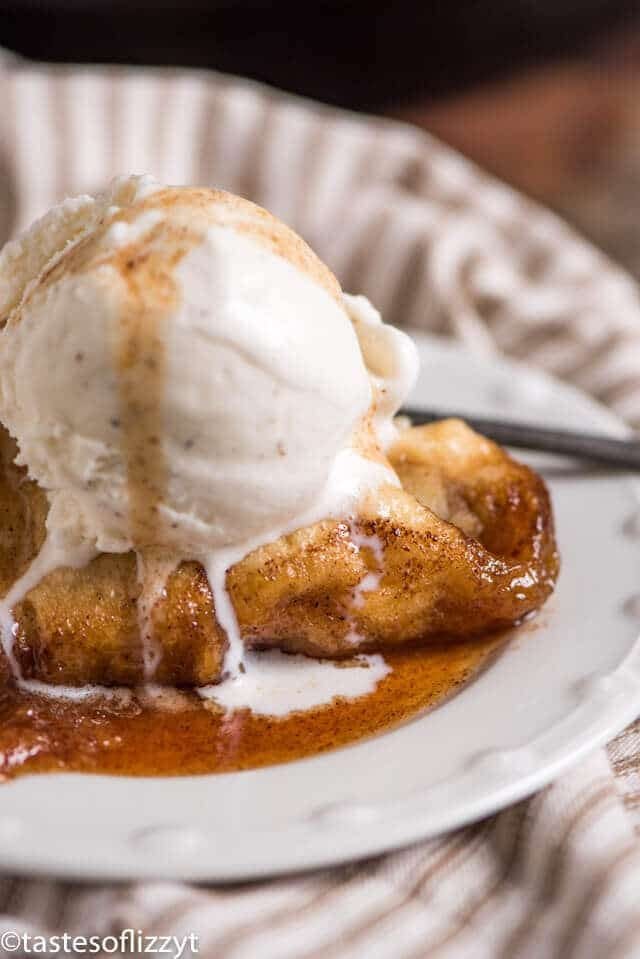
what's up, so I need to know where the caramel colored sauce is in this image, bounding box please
[0,635,506,780]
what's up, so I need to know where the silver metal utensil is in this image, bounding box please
[400,408,640,470]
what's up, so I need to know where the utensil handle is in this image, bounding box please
[400,408,640,470]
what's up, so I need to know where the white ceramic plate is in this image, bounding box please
[1,333,639,882]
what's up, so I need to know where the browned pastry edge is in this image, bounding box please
[0,419,558,686]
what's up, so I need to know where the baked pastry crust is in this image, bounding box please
[0,419,558,686]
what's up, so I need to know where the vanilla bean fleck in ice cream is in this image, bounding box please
[0,175,418,685]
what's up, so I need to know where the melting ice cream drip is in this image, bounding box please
[344,523,386,646]
[0,610,22,679]
[0,531,96,685]
[204,449,401,681]
[199,650,391,716]
[349,525,385,607]
[203,550,247,679]
[136,551,179,681]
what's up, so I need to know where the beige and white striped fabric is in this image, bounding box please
[0,54,640,958]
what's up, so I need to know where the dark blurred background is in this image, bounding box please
[0,0,635,109]
[3,0,640,275]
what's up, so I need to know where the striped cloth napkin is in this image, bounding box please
[0,53,639,958]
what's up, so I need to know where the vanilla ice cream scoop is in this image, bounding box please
[0,176,417,556]
[0,176,418,679]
